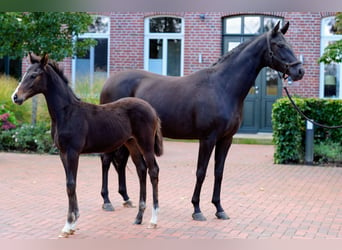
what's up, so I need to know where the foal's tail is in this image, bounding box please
[154,117,163,157]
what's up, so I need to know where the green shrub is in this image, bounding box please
[272,97,342,164]
[0,123,58,154]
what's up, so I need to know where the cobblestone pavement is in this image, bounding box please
[1,141,342,239]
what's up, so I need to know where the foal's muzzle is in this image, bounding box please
[12,93,23,105]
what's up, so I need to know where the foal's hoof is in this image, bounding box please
[102,203,115,211]
[192,212,207,221]
[123,200,135,208]
[58,230,75,238]
[147,223,158,229]
[215,211,230,220]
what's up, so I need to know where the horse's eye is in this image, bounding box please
[30,73,37,79]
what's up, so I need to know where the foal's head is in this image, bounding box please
[11,53,68,105]
[266,21,305,81]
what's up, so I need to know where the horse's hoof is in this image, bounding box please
[147,223,157,229]
[215,211,230,220]
[123,200,135,208]
[192,212,207,221]
[102,203,115,211]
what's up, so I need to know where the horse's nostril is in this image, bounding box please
[299,68,305,76]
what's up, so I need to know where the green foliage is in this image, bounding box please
[314,142,342,164]
[0,12,97,60]
[0,74,32,123]
[0,123,57,154]
[272,97,342,164]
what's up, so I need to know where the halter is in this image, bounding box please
[266,31,302,80]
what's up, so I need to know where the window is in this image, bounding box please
[144,16,184,76]
[320,16,342,99]
[72,15,110,88]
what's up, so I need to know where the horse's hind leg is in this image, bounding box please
[112,147,134,208]
[191,138,216,221]
[212,136,232,220]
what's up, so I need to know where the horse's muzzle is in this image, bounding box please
[289,65,305,81]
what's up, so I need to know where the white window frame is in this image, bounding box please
[320,16,342,99]
[72,16,110,88]
[144,16,184,76]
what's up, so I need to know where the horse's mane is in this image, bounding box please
[47,60,81,102]
[211,32,263,67]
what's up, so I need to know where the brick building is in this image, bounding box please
[21,12,341,133]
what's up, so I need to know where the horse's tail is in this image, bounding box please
[154,117,163,157]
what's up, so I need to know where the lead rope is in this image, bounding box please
[283,86,342,129]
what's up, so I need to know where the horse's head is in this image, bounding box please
[12,53,49,105]
[266,21,305,81]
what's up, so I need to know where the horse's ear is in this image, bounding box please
[29,52,40,64]
[280,21,290,35]
[272,21,280,35]
[40,53,49,66]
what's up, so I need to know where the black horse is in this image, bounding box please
[11,53,163,237]
[100,21,305,221]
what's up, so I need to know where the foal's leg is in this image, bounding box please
[212,136,232,220]
[59,151,80,237]
[191,138,216,221]
[126,144,147,225]
[145,157,159,228]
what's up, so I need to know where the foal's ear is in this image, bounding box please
[29,52,40,64]
[280,22,290,35]
[40,53,49,66]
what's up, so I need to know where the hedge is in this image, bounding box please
[272,97,342,164]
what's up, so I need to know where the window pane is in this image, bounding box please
[244,16,261,34]
[94,38,108,83]
[264,17,282,32]
[322,17,336,36]
[149,17,182,33]
[324,63,339,98]
[88,16,109,33]
[266,68,279,96]
[167,39,181,76]
[225,17,241,34]
[149,39,163,74]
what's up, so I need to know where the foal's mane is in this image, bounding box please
[46,60,81,102]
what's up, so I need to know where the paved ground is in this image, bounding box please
[0,141,342,239]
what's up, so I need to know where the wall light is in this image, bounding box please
[199,14,205,20]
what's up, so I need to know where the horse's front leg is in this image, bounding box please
[212,136,232,220]
[191,138,216,221]
[59,151,80,238]
[100,152,115,211]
